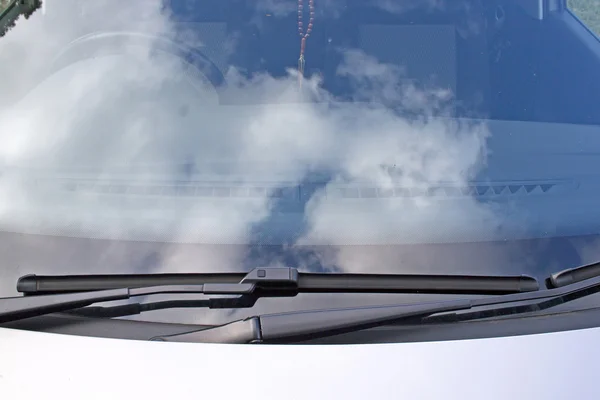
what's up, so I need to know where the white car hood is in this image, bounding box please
[0,326,597,399]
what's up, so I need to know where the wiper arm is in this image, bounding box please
[0,282,258,324]
[149,299,475,344]
[2,267,538,323]
[152,274,600,344]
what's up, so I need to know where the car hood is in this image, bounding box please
[0,325,598,399]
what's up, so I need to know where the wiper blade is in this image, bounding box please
[547,261,600,288]
[17,268,538,295]
[152,274,600,344]
[2,267,538,323]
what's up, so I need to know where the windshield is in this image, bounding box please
[1,0,600,324]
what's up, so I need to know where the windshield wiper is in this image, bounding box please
[2,267,537,324]
[3,267,600,343]
[17,269,538,295]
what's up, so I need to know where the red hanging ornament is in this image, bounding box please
[297,0,315,89]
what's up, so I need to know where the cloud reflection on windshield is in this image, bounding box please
[0,0,507,300]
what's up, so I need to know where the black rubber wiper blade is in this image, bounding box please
[17,268,539,295]
[547,261,600,288]
[152,274,600,344]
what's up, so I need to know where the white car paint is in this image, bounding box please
[0,325,597,399]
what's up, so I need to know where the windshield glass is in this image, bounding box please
[1,0,600,323]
